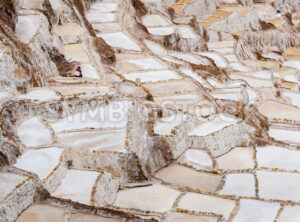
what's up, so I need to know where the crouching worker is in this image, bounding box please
[73,66,83,78]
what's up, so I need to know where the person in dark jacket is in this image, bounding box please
[74,66,82,78]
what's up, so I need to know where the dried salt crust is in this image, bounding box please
[17,117,52,147]
[154,164,222,192]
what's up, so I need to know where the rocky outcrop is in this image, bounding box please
[128,102,172,178]
[236,31,300,61]
[183,0,218,20]
[274,0,300,13]
[210,9,261,33]
[165,27,205,52]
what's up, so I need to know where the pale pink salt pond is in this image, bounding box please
[258,100,300,122]
[0,173,28,202]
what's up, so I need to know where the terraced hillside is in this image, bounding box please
[0,0,300,221]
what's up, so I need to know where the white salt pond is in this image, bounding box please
[49,101,131,133]
[123,70,181,83]
[177,26,197,39]
[258,100,300,122]
[232,199,280,222]
[142,14,171,27]
[147,27,175,35]
[154,164,222,192]
[216,147,255,170]
[257,171,300,202]
[282,91,300,108]
[230,74,274,88]
[16,15,40,43]
[257,145,300,171]
[99,32,141,51]
[0,91,11,100]
[18,88,60,102]
[219,173,255,197]
[177,193,236,220]
[17,117,52,147]
[269,127,300,144]
[154,113,187,135]
[86,12,116,23]
[123,57,167,70]
[52,169,99,205]
[70,213,120,222]
[165,212,218,222]
[0,173,28,202]
[90,3,118,12]
[188,114,238,137]
[230,62,249,72]
[16,204,69,222]
[56,129,127,152]
[224,54,238,63]
[170,52,209,65]
[283,60,300,70]
[278,205,300,222]
[250,71,272,79]
[80,64,99,79]
[14,147,63,180]
[178,149,213,171]
[144,79,198,96]
[114,184,180,212]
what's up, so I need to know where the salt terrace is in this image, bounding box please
[0,0,300,221]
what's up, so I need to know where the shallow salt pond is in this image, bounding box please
[232,199,279,222]
[219,173,255,197]
[18,88,60,101]
[257,171,300,202]
[120,57,167,71]
[147,27,175,35]
[177,193,235,220]
[122,70,182,83]
[178,149,213,171]
[258,100,300,122]
[14,147,63,180]
[86,12,116,23]
[90,3,118,12]
[99,32,141,51]
[155,164,222,192]
[17,117,52,147]
[56,129,127,152]
[0,173,28,202]
[52,169,100,205]
[15,204,68,222]
[142,14,171,27]
[154,113,187,135]
[114,184,180,212]
[257,145,300,171]
[49,101,131,133]
[188,114,238,137]
[268,127,300,144]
